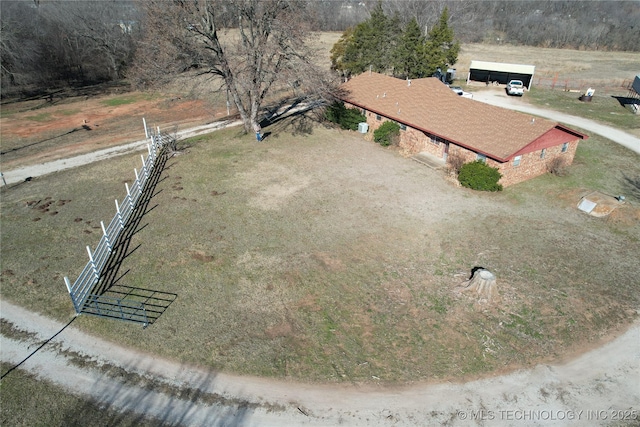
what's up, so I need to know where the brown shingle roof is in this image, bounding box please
[339,72,569,161]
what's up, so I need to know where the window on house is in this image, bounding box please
[362,109,366,115]
[400,124,407,131]
[540,148,546,159]
[376,114,381,121]
[561,142,569,153]
[513,155,522,166]
[476,153,486,163]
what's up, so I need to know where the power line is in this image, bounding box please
[1,316,77,380]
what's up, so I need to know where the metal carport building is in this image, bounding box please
[467,60,535,89]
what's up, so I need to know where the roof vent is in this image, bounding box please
[383,92,386,98]
[407,78,411,87]
[531,118,535,124]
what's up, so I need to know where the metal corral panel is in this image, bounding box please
[632,74,640,95]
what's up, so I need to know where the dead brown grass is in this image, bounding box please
[456,43,640,82]
[1,37,639,384]
[1,120,638,383]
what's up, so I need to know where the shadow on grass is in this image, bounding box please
[0,126,92,156]
[621,173,640,202]
[62,365,260,427]
[260,96,325,138]
[611,95,640,109]
[82,148,176,327]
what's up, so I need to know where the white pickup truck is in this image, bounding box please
[506,80,525,96]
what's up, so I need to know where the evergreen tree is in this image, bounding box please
[342,21,373,74]
[425,7,460,74]
[335,1,400,75]
[331,3,459,80]
[330,26,354,79]
[393,17,427,79]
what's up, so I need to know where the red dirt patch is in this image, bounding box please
[1,92,218,170]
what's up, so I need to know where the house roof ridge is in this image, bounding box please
[340,72,579,161]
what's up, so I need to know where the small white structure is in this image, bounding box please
[577,191,625,217]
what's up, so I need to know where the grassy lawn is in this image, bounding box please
[526,87,640,132]
[2,116,639,383]
[100,93,157,107]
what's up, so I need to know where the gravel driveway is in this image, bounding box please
[2,300,638,426]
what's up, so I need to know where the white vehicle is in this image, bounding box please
[506,80,525,96]
[449,86,473,99]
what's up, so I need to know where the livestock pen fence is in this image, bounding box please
[532,76,635,96]
[64,120,175,327]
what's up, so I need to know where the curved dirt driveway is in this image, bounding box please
[2,300,638,426]
[472,89,640,155]
[1,96,639,426]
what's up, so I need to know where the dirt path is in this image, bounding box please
[1,118,242,185]
[3,91,638,187]
[2,300,638,426]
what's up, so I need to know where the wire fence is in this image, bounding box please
[64,121,173,316]
[533,76,635,95]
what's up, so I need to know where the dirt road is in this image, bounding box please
[2,300,638,426]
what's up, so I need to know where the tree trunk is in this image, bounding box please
[458,269,498,302]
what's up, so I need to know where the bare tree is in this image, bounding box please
[1,0,139,94]
[134,0,334,133]
[0,1,45,89]
[43,1,139,81]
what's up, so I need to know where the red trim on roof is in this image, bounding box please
[339,72,588,162]
[511,126,589,158]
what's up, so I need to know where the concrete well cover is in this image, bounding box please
[577,191,624,217]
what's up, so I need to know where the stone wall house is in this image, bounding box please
[339,72,588,187]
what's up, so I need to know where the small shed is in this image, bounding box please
[467,60,535,89]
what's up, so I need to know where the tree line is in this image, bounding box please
[313,0,640,52]
[1,1,139,94]
[1,0,638,98]
[330,3,459,80]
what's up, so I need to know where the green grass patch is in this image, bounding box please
[101,93,155,107]
[101,97,137,107]
[25,112,52,122]
[527,87,640,131]
[511,133,640,204]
